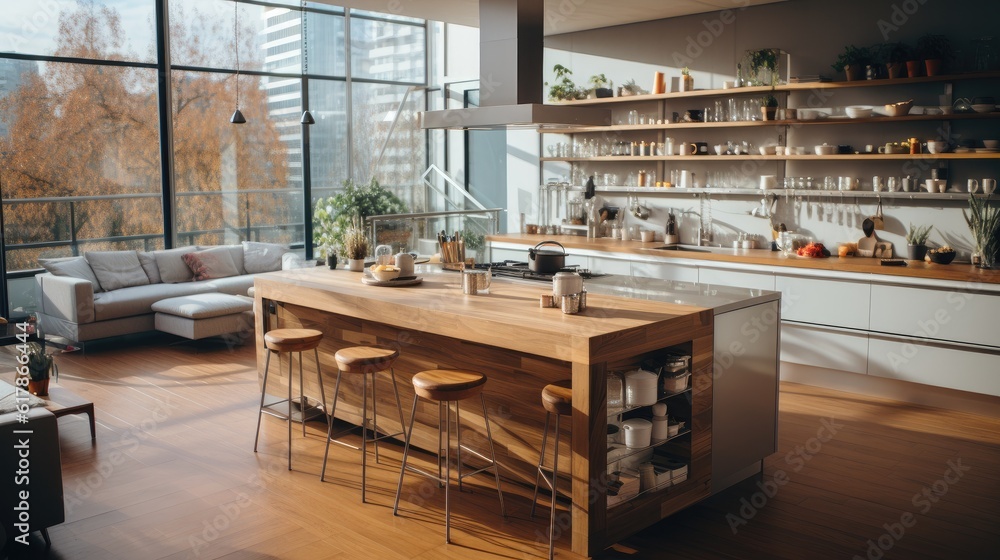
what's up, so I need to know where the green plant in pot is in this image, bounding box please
[313,177,408,261]
[760,91,779,121]
[745,48,779,86]
[878,42,914,79]
[832,44,870,81]
[24,342,54,396]
[906,223,933,261]
[617,78,646,97]
[917,34,953,77]
[546,64,585,101]
[588,74,614,98]
[964,194,1000,268]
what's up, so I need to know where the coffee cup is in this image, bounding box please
[969,179,980,193]
[872,176,884,192]
[902,176,914,192]
[760,175,778,190]
[640,230,655,242]
[886,177,899,192]
[678,143,697,155]
[984,178,997,195]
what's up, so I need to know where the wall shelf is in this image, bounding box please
[543,153,1000,162]
[594,186,987,200]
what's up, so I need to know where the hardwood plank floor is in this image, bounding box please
[3,337,999,559]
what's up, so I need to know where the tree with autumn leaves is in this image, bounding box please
[0,0,291,271]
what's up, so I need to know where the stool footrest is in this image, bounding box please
[327,428,405,449]
[261,397,326,424]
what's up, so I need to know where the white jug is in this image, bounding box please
[393,252,414,276]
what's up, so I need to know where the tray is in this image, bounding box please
[361,276,423,287]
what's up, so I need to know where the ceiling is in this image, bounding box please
[318,0,788,35]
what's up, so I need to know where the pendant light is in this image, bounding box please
[230,0,246,124]
[299,1,314,125]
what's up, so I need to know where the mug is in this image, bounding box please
[694,141,709,155]
[760,175,778,190]
[872,176,884,192]
[640,230,655,242]
[462,269,490,295]
[678,143,697,155]
[984,178,997,195]
[887,177,899,192]
[901,176,914,192]
[968,179,980,193]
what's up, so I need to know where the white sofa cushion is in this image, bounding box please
[243,241,287,274]
[182,247,240,281]
[40,257,104,293]
[86,251,150,291]
[153,246,198,283]
[137,251,162,284]
[91,275,256,322]
[201,245,246,275]
[152,293,252,319]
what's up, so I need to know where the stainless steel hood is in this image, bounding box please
[420,0,610,130]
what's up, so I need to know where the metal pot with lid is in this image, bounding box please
[528,240,567,273]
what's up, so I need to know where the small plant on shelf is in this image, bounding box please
[876,42,914,78]
[745,48,780,86]
[24,342,54,396]
[831,44,870,81]
[916,34,953,76]
[680,67,694,91]
[341,219,370,271]
[618,78,646,97]
[547,64,585,101]
[964,194,1000,268]
[588,73,614,98]
[906,223,933,261]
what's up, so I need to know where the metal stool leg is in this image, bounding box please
[548,413,561,560]
[253,350,273,452]
[286,352,293,470]
[445,399,453,543]
[361,370,370,502]
[371,372,381,464]
[393,394,420,515]
[314,347,326,422]
[530,411,553,518]
[321,369,345,482]
[456,400,463,492]
[298,351,307,437]
[481,394,507,518]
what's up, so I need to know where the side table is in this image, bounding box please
[42,385,96,440]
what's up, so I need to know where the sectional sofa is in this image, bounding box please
[34,242,307,346]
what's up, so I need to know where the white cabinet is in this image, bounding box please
[775,275,871,330]
[590,256,631,276]
[631,261,699,283]
[781,323,869,375]
[699,267,775,291]
[868,336,1000,397]
[491,248,527,263]
[869,285,1000,349]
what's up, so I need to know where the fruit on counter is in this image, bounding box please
[370,264,400,272]
[796,242,830,258]
[927,245,955,254]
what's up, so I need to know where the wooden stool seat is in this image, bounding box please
[541,380,573,416]
[411,369,487,401]
[335,346,400,374]
[264,328,323,352]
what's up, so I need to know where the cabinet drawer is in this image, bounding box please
[775,275,870,329]
[868,337,1000,397]
[631,261,699,283]
[781,323,869,375]
[590,256,631,276]
[869,285,1000,348]
[699,267,775,291]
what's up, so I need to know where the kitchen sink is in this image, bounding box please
[652,244,716,253]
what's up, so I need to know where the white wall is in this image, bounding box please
[521,0,1000,256]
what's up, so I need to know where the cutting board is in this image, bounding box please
[858,234,877,257]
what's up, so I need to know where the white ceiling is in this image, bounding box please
[318,0,787,35]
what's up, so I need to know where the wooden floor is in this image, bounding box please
[3,337,999,559]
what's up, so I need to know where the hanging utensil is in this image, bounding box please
[871,195,885,230]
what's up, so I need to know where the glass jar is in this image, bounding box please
[607,371,624,411]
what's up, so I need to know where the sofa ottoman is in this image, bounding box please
[152,293,253,340]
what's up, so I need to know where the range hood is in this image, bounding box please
[419,0,610,130]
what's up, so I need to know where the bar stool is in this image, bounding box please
[253,328,326,470]
[531,380,573,560]
[393,369,506,544]
[321,345,406,502]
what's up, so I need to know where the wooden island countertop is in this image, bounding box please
[253,267,718,557]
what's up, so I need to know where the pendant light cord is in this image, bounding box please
[301,0,307,76]
[234,0,240,109]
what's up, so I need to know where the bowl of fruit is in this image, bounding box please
[926,246,956,265]
[796,242,830,258]
[369,264,401,282]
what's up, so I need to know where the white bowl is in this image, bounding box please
[759,145,777,155]
[369,265,401,282]
[984,139,1000,149]
[798,109,821,120]
[814,144,837,156]
[926,141,949,154]
[846,106,873,119]
[972,104,995,113]
[883,101,912,117]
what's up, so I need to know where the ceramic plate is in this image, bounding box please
[361,276,423,287]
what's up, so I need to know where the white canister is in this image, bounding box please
[622,418,652,449]
[393,252,414,276]
[552,271,583,297]
[624,369,659,406]
[651,402,667,417]
[651,416,669,441]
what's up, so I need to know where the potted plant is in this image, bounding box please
[917,34,953,77]
[313,177,408,260]
[964,194,1000,268]
[680,67,694,92]
[745,48,779,86]
[760,91,779,121]
[873,42,912,79]
[588,74,614,98]
[546,64,585,101]
[25,342,54,396]
[322,245,338,269]
[617,78,646,97]
[832,44,870,81]
[341,220,370,271]
[906,223,933,261]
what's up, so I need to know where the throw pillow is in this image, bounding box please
[137,251,162,284]
[39,256,104,293]
[182,247,241,281]
[243,241,288,274]
[199,245,245,275]
[85,251,151,291]
[152,246,198,283]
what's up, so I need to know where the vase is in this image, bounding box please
[347,258,365,272]
[886,62,905,79]
[761,106,777,121]
[924,59,942,77]
[28,378,49,397]
[906,60,921,78]
[844,64,863,81]
[907,244,927,261]
[680,75,693,92]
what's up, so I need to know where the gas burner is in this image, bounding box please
[476,260,604,281]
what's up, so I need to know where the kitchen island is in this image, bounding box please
[253,267,779,556]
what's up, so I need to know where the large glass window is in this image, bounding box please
[350,16,426,83]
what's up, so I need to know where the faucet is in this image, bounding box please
[697,226,713,246]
